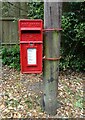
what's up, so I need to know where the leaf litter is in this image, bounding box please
[0,65,84,118]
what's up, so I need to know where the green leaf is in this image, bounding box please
[75,98,83,109]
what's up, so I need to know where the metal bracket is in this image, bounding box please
[43,56,61,61]
[43,28,62,32]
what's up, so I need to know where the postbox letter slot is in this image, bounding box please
[21,28,41,31]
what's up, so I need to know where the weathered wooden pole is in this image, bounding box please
[43,1,62,115]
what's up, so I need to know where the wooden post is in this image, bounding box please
[43,1,62,115]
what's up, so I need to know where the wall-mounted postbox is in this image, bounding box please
[18,19,43,73]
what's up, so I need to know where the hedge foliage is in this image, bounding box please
[60,2,85,71]
[2,45,20,71]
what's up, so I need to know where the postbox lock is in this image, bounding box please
[30,42,34,46]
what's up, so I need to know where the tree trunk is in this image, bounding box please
[43,1,62,115]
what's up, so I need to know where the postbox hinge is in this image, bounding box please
[43,28,62,32]
[43,56,61,61]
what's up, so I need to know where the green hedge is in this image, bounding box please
[60,2,85,71]
[2,45,20,71]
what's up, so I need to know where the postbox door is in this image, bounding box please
[20,43,42,73]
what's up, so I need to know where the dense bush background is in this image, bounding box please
[2,45,20,71]
[2,2,85,71]
[27,2,44,19]
[60,2,85,71]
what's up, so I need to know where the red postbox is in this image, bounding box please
[18,19,43,73]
